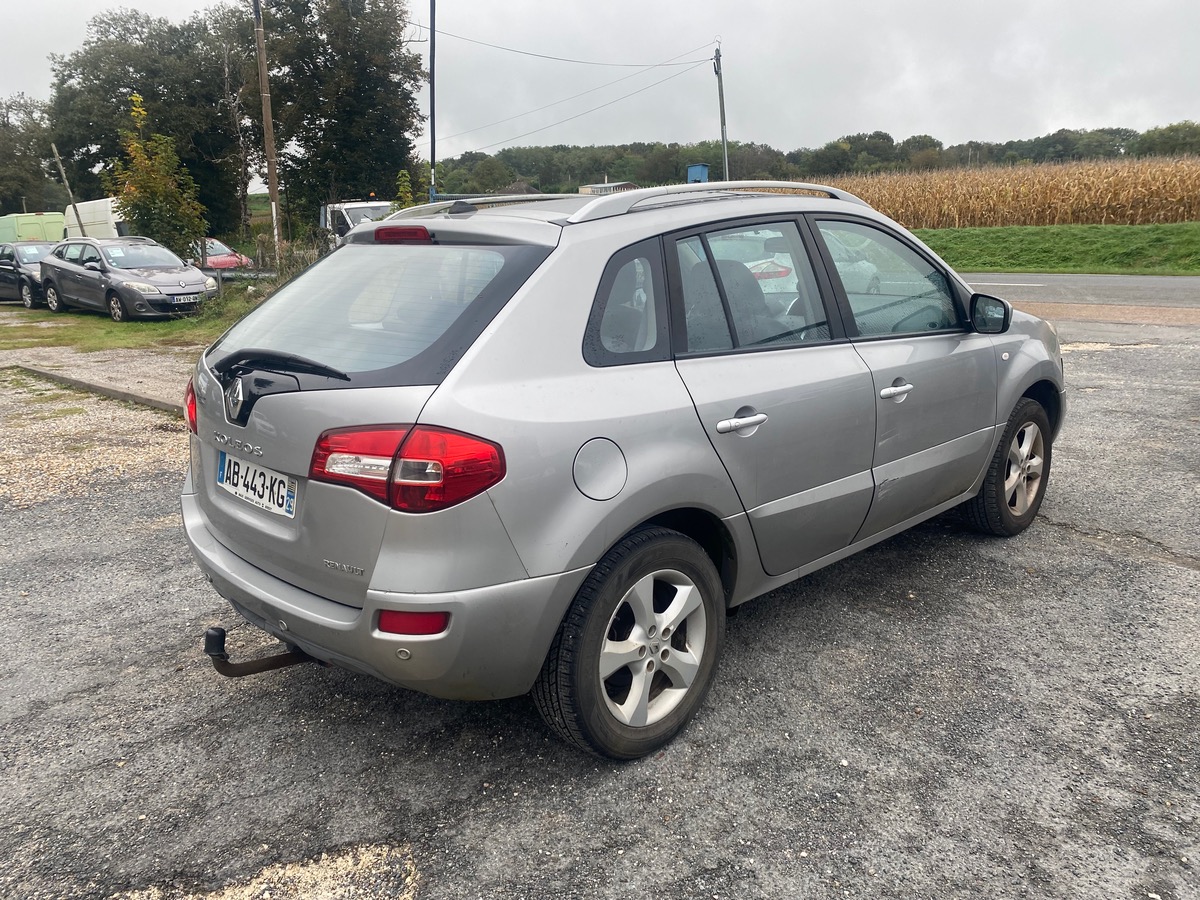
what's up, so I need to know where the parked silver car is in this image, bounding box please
[181,182,1065,758]
[40,236,217,321]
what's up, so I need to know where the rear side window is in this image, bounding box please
[210,242,549,388]
[584,240,669,366]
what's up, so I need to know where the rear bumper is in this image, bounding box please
[181,491,590,700]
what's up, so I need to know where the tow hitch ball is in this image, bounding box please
[204,626,313,678]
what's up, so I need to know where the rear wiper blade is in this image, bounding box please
[211,348,351,381]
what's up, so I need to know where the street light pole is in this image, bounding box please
[252,0,283,265]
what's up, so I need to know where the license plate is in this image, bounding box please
[171,293,199,304]
[216,451,297,518]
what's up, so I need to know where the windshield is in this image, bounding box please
[103,244,185,269]
[16,244,53,264]
[209,241,549,387]
[344,204,392,226]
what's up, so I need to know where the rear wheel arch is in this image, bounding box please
[642,507,737,607]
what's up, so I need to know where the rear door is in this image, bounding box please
[810,217,998,539]
[669,219,877,577]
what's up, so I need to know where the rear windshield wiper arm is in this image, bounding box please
[211,348,351,381]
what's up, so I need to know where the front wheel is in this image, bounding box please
[44,283,66,313]
[20,280,36,308]
[964,397,1052,536]
[107,292,128,322]
[533,527,725,759]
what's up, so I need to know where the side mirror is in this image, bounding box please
[970,293,1012,334]
[84,261,102,272]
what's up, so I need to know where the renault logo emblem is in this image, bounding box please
[225,377,245,420]
[179,280,188,288]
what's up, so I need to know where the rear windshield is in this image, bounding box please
[208,242,550,387]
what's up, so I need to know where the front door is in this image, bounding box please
[810,218,999,540]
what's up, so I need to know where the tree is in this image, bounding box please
[267,0,426,223]
[48,5,254,235]
[104,95,207,258]
[1133,121,1200,157]
[0,94,67,215]
[391,169,414,210]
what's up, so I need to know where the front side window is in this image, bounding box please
[0,246,13,263]
[816,220,962,337]
[676,222,830,353]
[79,245,102,267]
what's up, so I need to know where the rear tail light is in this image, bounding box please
[378,609,450,635]
[184,377,197,434]
[309,425,505,512]
[751,262,792,280]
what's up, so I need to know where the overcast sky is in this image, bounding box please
[7,0,1198,160]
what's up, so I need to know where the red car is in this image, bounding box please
[200,238,253,269]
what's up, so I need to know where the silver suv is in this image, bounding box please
[181,182,1065,758]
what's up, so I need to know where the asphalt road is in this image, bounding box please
[1,280,1197,899]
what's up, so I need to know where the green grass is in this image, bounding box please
[916,221,1200,274]
[2,283,270,353]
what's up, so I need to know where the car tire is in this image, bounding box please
[44,283,66,313]
[20,280,36,308]
[532,526,725,759]
[964,397,1052,536]
[108,292,129,322]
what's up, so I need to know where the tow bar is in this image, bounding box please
[203,625,314,678]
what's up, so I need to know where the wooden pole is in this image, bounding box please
[252,0,283,267]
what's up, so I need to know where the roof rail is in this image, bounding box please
[566,180,870,224]
[387,193,576,219]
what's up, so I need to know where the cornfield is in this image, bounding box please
[815,157,1200,229]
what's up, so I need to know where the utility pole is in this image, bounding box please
[429,0,437,201]
[714,44,729,181]
[51,143,86,237]
[252,0,283,265]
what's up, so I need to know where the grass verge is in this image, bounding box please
[916,221,1200,274]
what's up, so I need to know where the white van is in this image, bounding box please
[64,198,128,239]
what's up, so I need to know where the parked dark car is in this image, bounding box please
[0,241,55,307]
[40,236,217,321]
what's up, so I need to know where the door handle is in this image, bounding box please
[879,383,914,400]
[716,413,768,434]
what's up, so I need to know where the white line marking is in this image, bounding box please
[969,282,1046,287]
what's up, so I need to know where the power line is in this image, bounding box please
[466,60,710,154]
[414,23,711,67]
[440,42,716,141]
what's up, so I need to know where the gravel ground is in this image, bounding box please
[1,319,1196,900]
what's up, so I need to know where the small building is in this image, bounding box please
[578,182,639,195]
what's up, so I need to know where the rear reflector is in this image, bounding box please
[309,424,504,511]
[374,225,432,244]
[378,609,450,635]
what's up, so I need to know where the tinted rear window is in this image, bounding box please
[209,242,549,387]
